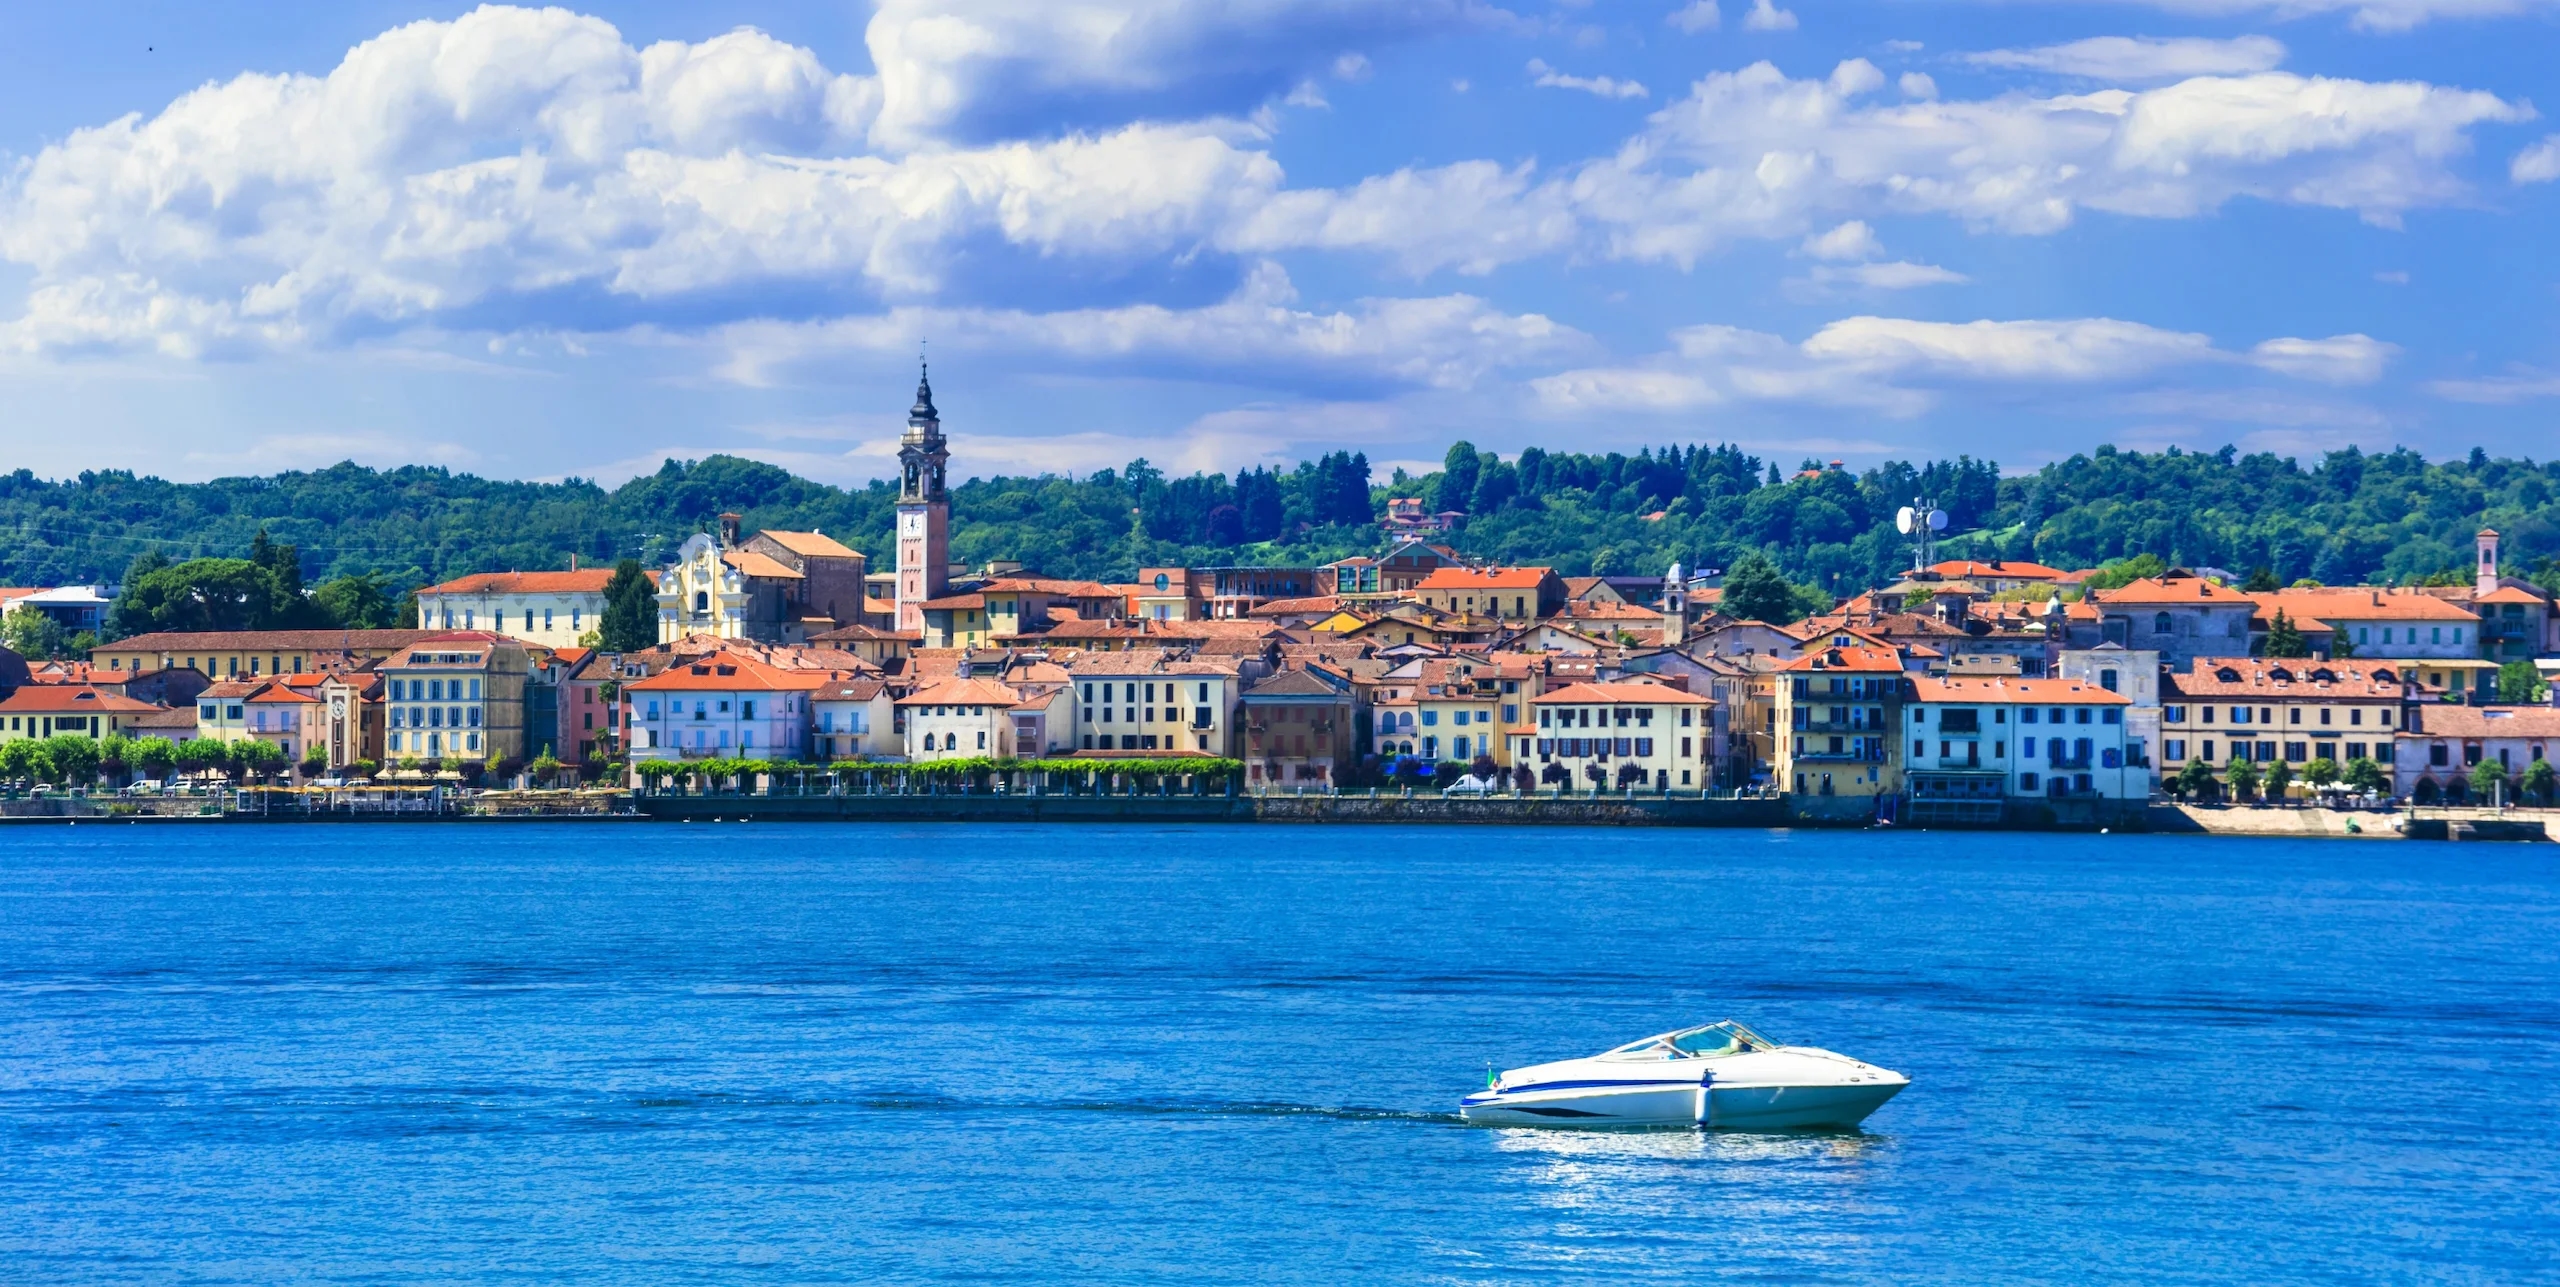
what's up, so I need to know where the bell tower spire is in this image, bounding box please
[895,358,952,633]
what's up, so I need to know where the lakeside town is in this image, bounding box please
[4,371,2558,827]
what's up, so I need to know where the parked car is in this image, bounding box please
[1444,775,1498,796]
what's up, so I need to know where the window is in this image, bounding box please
[2075,709,2091,725]
[2232,707,2249,725]
[2022,737,2037,757]
[2164,706,2185,722]
[2289,707,2303,725]
[2164,739,2186,760]
[2153,612,2172,635]
[2020,772,2039,791]
[2103,709,2121,725]
[2021,707,2039,725]
[2099,668,2118,692]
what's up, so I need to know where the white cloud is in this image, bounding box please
[1528,59,1649,100]
[0,7,1311,355]
[2514,134,2560,183]
[862,0,1471,146]
[2059,0,2557,34]
[1741,0,1800,30]
[1570,61,2533,265]
[1898,72,1938,100]
[1668,1,1722,32]
[2246,333,2396,383]
[1224,160,1580,275]
[1800,220,1884,260]
[1802,261,1971,289]
[2428,368,2560,403]
[705,262,1584,392]
[1962,35,2288,82]
[1534,314,2386,418]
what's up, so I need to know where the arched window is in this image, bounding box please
[694,590,709,613]
[2153,613,2173,635]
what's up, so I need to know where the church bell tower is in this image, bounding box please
[894,363,951,634]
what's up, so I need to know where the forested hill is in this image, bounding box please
[2,443,2555,600]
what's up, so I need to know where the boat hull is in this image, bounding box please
[1706,1079,1904,1130]
[1458,1080,1702,1127]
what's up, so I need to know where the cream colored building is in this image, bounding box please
[1525,681,1717,790]
[1066,656,1241,755]
[416,569,627,648]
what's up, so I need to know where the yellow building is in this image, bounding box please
[0,685,167,743]
[93,629,441,681]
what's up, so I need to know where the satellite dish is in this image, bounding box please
[1896,507,1915,534]
[1928,509,1949,532]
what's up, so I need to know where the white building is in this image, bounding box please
[1905,675,2139,812]
[1525,681,1718,791]
[897,678,1025,761]
[416,569,622,648]
[624,650,823,761]
[2057,645,2160,783]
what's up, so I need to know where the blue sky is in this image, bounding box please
[1,0,2555,487]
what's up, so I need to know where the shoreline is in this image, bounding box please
[2,793,2548,838]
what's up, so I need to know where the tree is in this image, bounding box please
[1,606,66,660]
[175,737,230,775]
[1720,553,1799,624]
[313,572,403,630]
[2470,756,2510,805]
[2343,756,2388,797]
[2172,758,2218,800]
[2497,660,2542,705]
[2302,756,2340,795]
[0,739,35,784]
[41,734,102,786]
[133,737,178,780]
[2242,566,2281,592]
[2263,757,2295,803]
[2263,609,2311,658]
[599,559,656,652]
[2521,757,2557,805]
[300,748,330,777]
[530,750,564,787]
[2225,759,2262,802]
[1469,753,1498,781]
[229,739,285,782]
[1434,442,1482,515]
[110,558,280,635]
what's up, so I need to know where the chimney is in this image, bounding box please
[570,554,578,572]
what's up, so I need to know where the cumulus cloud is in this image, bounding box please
[1528,59,1649,100]
[1801,262,1971,290]
[2514,134,2560,183]
[0,7,1310,355]
[2246,333,2396,383]
[1533,315,2389,417]
[862,0,1472,146]
[2058,0,2556,34]
[705,262,1584,393]
[1741,0,1800,31]
[1668,1,1721,32]
[1800,220,1884,260]
[1962,35,2288,82]
[2428,368,2560,403]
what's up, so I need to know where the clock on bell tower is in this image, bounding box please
[894,363,950,634]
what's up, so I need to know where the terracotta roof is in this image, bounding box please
[2405,706,2560,738]
[753,530,860,559]
[981,577,1119,597]
[625,650,827,693]
[1416,566,1556,591]
[1925,559,2066,580]
[1908,676,2130,704]
[1780,645,1906,673]
[1532,681,1712,705]
[2475,587,2548,606]
[2163,657,2410,699]
[1243,668,1351,697]
[2090,575,2252,606]
[245,685,322,704]
[1248,595,1343,618]
[895,678,1024,708]
[810,623,919,643]
[127,707,200,731]
[2247,589,2478,624]
[419,570,619,595]
[815,677,889,702]
[722,549,804,580]
[95,629,444,654]
[920,593,988,611]
[0,685,166,714]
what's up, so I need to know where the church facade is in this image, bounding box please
[655,512,868,645]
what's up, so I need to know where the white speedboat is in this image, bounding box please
[1459,1021,1907,1130]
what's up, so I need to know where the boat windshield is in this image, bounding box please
[1601,1021,1776,1060]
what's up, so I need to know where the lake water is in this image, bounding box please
[2,822,2555,1284]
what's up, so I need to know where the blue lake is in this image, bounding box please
[2,822,2555,1284]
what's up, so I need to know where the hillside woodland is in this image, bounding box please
[4,443,2557,655]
